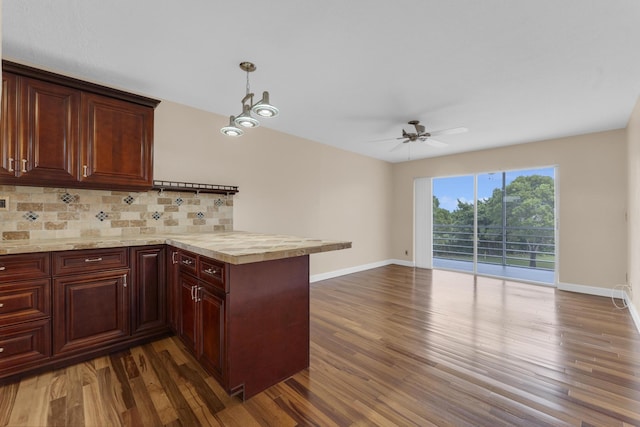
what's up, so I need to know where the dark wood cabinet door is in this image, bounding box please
[130,246,166,335]
[80,92,153,190]
[198,284,225,378]
[166,247,180,333]
[177,273,198,352]
[0,72,19,181]
[53,269,130,355]
[18,77,80,184]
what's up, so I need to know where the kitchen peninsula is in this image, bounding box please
[0,231,351,399]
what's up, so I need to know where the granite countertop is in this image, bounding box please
[0,231,352,264]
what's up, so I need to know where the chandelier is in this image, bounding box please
[220,62,279,137]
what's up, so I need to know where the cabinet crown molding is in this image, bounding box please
[2,60,160,108]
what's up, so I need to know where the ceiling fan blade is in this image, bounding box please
[367,137,399,143]
[390,142,407,152]
[425,139,448,147]
[429,127,468,137]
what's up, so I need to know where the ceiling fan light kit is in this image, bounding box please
[220,61,279,137]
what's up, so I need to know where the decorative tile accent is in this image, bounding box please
[124,195,135,205]
[95,211,109,222]
[61,193,76,204]
[23,211,39,222]
[196,212,205,219]
[214,198,224,207]
[175,197,184,206]
[152,211,162,221]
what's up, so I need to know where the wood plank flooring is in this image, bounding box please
[1,265,640,426]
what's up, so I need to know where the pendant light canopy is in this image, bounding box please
[220,62,279,137]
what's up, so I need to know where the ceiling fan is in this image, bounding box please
[385,120,468,152]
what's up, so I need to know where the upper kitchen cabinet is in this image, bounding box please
[80,92,154,190]
[0,72,18,181]
[0,60,160,191]
[18,76,81,185]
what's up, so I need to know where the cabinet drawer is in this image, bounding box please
[0,278,51,326]
[53,248,128,275]
[0,253,50,282]
[0,318,51,370]
[199,257,226,292]
[178,251,198,276]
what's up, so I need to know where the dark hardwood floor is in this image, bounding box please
[1,265,639,426]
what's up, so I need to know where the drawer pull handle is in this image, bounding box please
[0,266,5,271]
[83,165,88,177]
[123,274,127,288]
[8,158,14,172]
[21,159,27,173]
[0,348,3,353]
[204,268,218,276]
[172,251,178,264]
[0,303,3,308]
[85,257,103,263]
[182,259,193,266]
[190,285,196,301]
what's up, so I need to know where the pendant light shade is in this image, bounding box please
[220,116,244,136]
[220,62,279,137]
[234,104,260,128]
[251,91,279,118]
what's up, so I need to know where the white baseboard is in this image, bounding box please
[557,282,626,298]
[309,259,414,283]
[626,292,640,334]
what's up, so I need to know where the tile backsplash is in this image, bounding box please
[0,185,233,241]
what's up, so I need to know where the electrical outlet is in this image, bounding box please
[0,196,8,211]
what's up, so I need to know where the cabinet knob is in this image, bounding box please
[7,158,14,172]
[0,266,5,271]
[0,303,4,308]
[0,348,3,353]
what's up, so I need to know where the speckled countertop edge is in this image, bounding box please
[0,231,352,264]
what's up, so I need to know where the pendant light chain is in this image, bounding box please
[245,69,251,96]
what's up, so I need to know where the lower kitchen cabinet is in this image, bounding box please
[0,252,52,375]
[173,248,310,399]
[130,245,166,336]
[177,272,198,351]
[0,319,51,372]
[53,269,130,355]
[197,282,225,378]
[177,260,225,380]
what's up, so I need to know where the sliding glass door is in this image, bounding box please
[432,175,475,272]
[430,167,556,284]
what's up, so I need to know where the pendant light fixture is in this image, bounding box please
[220,61,279,137]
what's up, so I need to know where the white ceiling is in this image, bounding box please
[3,1,640,163]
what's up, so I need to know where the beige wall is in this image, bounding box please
[391,130,628,290]
[627,97,640,315]
[154,101,393,276]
